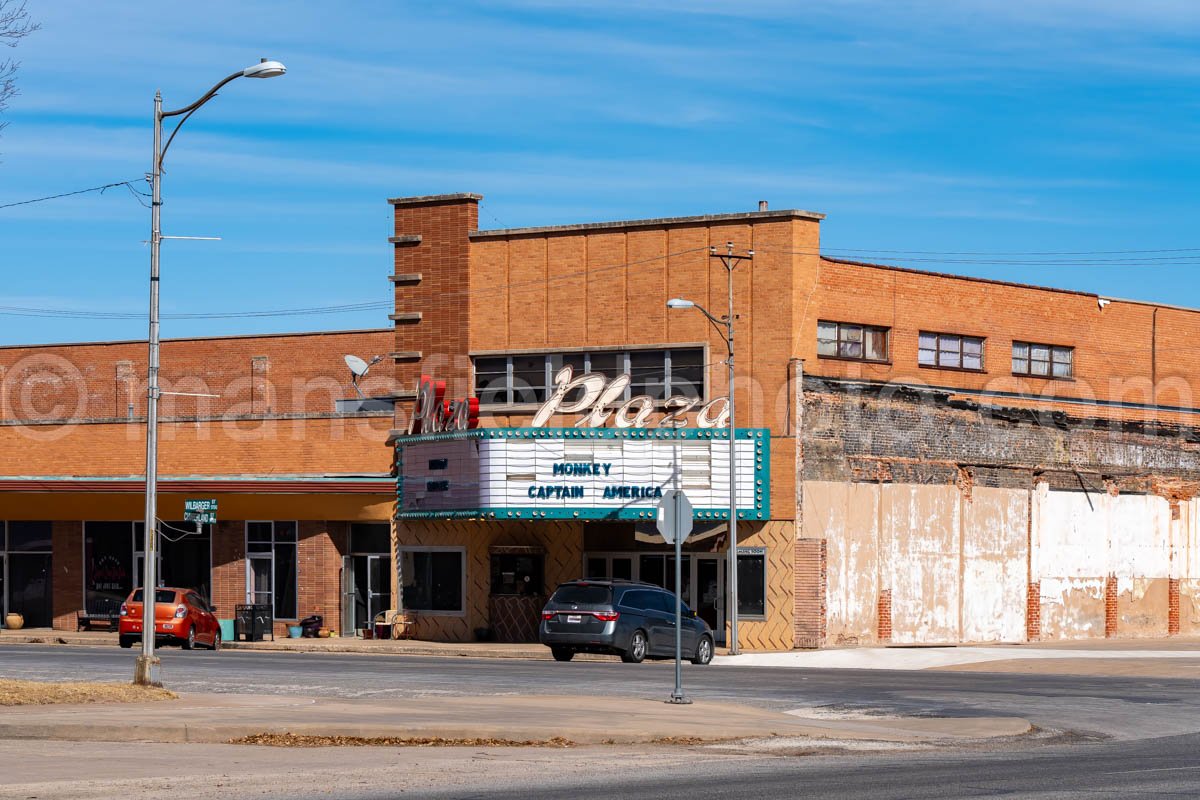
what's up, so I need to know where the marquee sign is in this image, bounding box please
[394,427,769,521]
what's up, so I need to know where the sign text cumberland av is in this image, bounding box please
[395,367,769,521]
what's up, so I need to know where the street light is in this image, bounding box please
[135,59,287,687]
[667,242,752,655]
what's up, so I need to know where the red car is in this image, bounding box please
[118,587,222,650]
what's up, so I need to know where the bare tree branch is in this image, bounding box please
[0,0,40,135]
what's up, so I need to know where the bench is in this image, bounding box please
[77,610,120,631]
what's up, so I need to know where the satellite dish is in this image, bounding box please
[345,354,371,378]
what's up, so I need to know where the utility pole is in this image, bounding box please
[709,242,752,656]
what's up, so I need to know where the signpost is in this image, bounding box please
[183,498,217,525]
[657,489,694,705]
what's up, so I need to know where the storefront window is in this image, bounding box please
[490,553,543,596]
[1,522,53,628]
[84,522,135,617]
[401,548,464,613]
[472,348,705,405]
[737,549,766,617]
[245,521,297,619]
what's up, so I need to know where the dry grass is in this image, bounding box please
[0,679,177,706]
[230,732,575,748]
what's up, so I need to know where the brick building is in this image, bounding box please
[2,191,1197,649]
[389,193,1200,649]
[0,329,396,636]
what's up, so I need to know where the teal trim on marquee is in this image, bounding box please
[394,427,770,522]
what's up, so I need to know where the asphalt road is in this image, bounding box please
[1,643,1197,740]
[1,644,1199,798]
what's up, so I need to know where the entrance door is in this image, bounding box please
[0,554,5,622]
[695,556,724,645]
[351,555,391,633]
[134,552,163,589]
[247,555,273,609]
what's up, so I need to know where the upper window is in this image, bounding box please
[918,332,985,371]
[1012,341,1074,379]
[817,321,889,362]
[472,348,704,406]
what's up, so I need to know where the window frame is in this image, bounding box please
[244,520,299,620]
[736,547,768,620]
[470,345,708,408]
[397,545,467,616]
[917,331,987,373]
[1011,340,1075,380]
[816,320,891,364]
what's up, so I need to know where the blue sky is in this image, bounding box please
[1,1,1198,344]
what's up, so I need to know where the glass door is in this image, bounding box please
[351,555,391,632]
[0,554,6,623]
[341,556,355,636]
[134,552,163,589]
[247,555,273,609]
[694,556,724,645]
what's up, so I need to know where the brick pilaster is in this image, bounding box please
[1169,577,1181,636]
[1104,574,1119,638]
[877,589,892,643]
[1025,580,1041,641]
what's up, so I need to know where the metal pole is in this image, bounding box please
[670,489,690,703]
[134,91,163,686]
[725,243,739,656]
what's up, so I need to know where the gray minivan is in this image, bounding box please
[539,579,714,665]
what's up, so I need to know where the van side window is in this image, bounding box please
[620,590,646,610]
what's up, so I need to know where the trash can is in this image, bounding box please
[218,618,235,643]
[235,604,274,642]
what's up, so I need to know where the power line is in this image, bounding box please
[0,179,148,211]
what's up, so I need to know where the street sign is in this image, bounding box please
[184,498,217,524]
[656,489,694,545]
[658,489,695,705]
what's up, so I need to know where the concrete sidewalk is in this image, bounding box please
[0,629,559,659]
[717,640,1200,675]
[0,691,1031,745]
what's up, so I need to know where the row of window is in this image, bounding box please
[473,348,705,406]
[817,321,1075,379]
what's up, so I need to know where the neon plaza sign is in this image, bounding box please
[408,366,729,433]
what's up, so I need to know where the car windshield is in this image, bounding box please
[131,589,178,604]
[552,585,612,605]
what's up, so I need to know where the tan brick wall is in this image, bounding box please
[810,258,1200,424]
[0,329,394,423]
[0,417,392,477]
[794,538,826,648]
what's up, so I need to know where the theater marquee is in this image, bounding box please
[394,427,769,521]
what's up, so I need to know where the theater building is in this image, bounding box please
[388,193,1200,648]
[3,190,1199,649]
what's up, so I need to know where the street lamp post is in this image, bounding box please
[666,242,752,655]
[134,59,287,687]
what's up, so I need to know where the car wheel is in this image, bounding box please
[182,626,195,650]
[621,629,647,663]
[119,635,135,649]
[211,629,221,652]
[551,646,574,662]
[691,635,714,666]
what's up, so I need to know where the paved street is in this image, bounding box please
[2,643,1199,740]
[1,644,1199,797]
